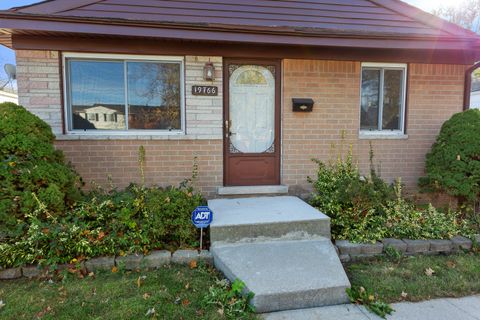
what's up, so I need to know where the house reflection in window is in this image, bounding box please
[73,104,126,130]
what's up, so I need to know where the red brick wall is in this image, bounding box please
[282,60,467,196]
[16,50,467,198]
[55,140,223,197]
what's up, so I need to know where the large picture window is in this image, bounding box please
[360,63,407,134]
[64,53,184,133]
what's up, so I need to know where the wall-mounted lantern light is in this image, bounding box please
[203,62,215,81]
[292,98,314,112]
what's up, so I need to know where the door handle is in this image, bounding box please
[225,120,231,138]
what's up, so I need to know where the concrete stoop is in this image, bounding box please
[208,196,331,243]
[208,196,351,313]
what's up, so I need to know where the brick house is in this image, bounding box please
[0,0,479,198]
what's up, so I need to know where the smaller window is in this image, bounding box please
[360,63,407,134]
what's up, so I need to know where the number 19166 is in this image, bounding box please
[192,85,218,96]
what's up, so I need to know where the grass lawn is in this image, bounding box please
[0,264,257,320]
[346,252,480,303]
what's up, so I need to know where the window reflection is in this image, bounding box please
[69,60,126,130]
[127,62,181,130]
[67,58,183,131]
[382,70,403,130]
[361,69,380,130]
[360,66,405,132]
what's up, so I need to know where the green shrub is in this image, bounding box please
[0,182,204,268]
[0,133,205,268]
[76,183,204,254]
[309,148,469,242]
[420,109,480,203]
[308,149,396,242]
[0,102,82,238]
[382,182,465,240]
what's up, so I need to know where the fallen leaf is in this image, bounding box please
[189,260,197,269]
[145,307,155,316]
[446,261,456,269]
[185,283,190,290]
[182,299,190,307]
[368,295,375,302]
[137,275,147,288]
[111,266,118,273]
[36,306,52,318]
[88,272,95,278]
[58,287,67,297]
[425,268,435,276]
[143,293,151,300]
[217,308,224,316]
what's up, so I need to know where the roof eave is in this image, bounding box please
[0,13,478,52]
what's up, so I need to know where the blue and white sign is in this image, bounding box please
[191,206,213,229]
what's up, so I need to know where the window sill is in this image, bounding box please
[55,133,220,141]
[359,132,408,140]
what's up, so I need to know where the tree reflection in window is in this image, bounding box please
[127,62,181,130]
[382,70,403,130]
[360,69,380,130]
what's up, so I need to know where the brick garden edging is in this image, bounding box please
[2,235,478,279]
[0,249,214,280]
[335,235,479,263]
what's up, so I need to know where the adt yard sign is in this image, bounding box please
[191,206,213,229]
[191,206,213,251]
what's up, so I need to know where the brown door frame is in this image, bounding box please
[222,58,282,186]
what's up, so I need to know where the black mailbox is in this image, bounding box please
[292,98,314,112]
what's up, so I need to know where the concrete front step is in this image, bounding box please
[217,185,289,196]
[208,196,330,243]
[211,238,351,313]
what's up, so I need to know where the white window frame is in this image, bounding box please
[62,52,185,136]
[359,62,407,137]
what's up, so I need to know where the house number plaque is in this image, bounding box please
[192,85,218,96]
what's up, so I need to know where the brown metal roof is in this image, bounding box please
[0,0,479,60]
[7,0,477,37]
